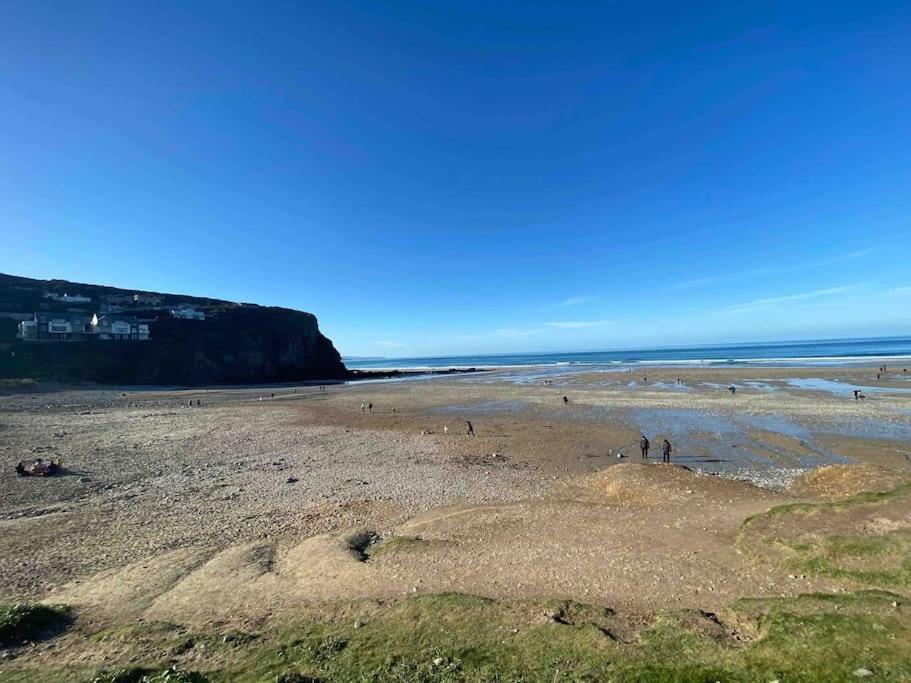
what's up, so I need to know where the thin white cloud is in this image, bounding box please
[826,248,877,263]
[374,340,405,348]
[495,328,540,337]
[556,296,592,307]
[667,250,877,293]
[720,283,866,313]
[546,320,611,329]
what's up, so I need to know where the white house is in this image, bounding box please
[170,305,205,320]
[42,292,91,304]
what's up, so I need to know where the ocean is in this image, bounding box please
[345,336,911,370]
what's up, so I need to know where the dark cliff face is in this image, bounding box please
[0,274,347,385]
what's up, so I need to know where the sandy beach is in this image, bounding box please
[1,364,910,678]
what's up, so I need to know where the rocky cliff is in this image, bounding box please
[0,273,347,385]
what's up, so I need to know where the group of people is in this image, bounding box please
[15,458,61,477]
[361,402,374,413]
[639,435,673,463]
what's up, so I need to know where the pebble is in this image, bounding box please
[853,668,873,678]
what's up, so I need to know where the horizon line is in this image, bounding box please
[345,333,911,362]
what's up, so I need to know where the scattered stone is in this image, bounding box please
[354,620,365,629]
[432,657,445,666]
[853,668,874,678]
[286,477,299,484]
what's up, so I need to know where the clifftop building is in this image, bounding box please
[17,312,150,341]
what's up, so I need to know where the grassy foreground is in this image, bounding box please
[1,590,909,682]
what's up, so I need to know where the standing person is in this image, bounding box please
[466,420,475,437]
[563,395,569,405]
[368,402,373,413]
[853,389,859,400]
[662,439,672,463]
[361,403,366,413]
[640,435,650,459]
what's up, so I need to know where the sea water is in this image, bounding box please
[345,336,911,370]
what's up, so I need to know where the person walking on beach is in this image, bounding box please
[466,420,475,437]
[361,403,366,413]
[368,402,373,413]
[640,435,650,459]
[563,395,569,405]
[662,439,672,463]
[853,389,860,400]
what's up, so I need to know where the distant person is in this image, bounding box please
[466,420,475,437]
[361,403,366,413]
[876,373,881,380]
[271,392,274,398]
[443,425,449,435]
[662,439,672,463]
[729,385,736,395]
[562,396,569,405]
[197,399,201,407]
[368,403,373,413]
[853,389,860,400]
[640,435,650,459]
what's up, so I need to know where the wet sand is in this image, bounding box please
[0,365,909,623]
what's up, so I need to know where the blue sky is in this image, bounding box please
[1,1,909,357]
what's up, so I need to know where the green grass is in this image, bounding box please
[738,480,911,588]
[0,603,71,646]
[3,593,911,681]
[89,667,208,683]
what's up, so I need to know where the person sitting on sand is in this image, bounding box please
[662,439,672,463]
[640,435,650,459]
